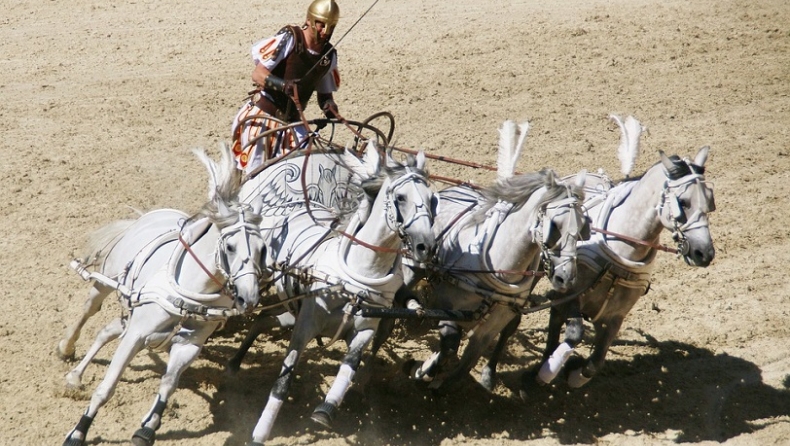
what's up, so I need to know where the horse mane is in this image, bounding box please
[472,169,568,224]
[616,153,691,186]
[189,143,257,228]
[358,151,429,196]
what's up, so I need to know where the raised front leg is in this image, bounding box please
[566,316,624,388]
[405,320,461,383]
[480,313,521,392]
[131,322,217,446]
[520,300,572,399]
[536,312,583,385]
[311,327,377,428]
[436,305,517,391]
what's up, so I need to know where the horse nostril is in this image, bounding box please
[415,243,426,252]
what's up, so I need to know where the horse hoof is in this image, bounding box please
[519,369,547,402]
[63,438,85,446]
[65,371,83,390]
[401,358,418,377]
[311,402,337,428]
[246,442,265,446]
[131,426,156,446]
[563,356,592,388]
[226,358,241,375]
[57,341,75,361]
[479,367,496,392]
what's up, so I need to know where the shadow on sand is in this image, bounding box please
[140,316,790,445]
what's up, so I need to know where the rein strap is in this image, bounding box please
[591,226,679,254]
[178,233,226,289]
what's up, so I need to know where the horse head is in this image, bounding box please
[382,149,437,263]
[657,146,716,266]
[197,143,267,313]
[538,169,587,292]
[344,142,438,263]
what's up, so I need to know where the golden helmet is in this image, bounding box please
[306,0,340,39]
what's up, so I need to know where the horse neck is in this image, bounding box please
[604,165,666,262]
[485,190,545,275]
[344,177,401,279]
[174,219,224,294]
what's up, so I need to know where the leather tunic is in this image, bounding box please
[257,25,336,122]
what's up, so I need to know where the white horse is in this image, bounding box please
[390,121,589,392]
[522,115,716,394]
[62,143,267,446]
[243,143,436,444]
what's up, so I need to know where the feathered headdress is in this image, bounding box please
[496,120,530,182]
[610,114,646,177]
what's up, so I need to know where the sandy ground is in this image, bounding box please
[1,0,789,444]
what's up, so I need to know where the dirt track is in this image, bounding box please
[2,0,789,444]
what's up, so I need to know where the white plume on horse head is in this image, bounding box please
[192,142,241,204]
[497,120,530,182]
[341,140,382,184]
[610,114,646,177]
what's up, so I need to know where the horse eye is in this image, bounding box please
[396,194,406,202]
[226,244,236,253]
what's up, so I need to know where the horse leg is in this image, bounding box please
[65,317,125,389]
[227,311,295,374]
[369,285,413,358]
[131,322,217,446]
[480,313,521,392]
[566,316,624,388]
[536,308,584,385]
[57,284,112,360]
[355,285,414,393]
[405,320,460,382]
[520,299,570,397]
[62,316,149,445]
[436,307,515,391]
[249,317,314,445]
[311,327,377,428]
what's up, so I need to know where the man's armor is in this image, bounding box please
[257,25,336,122]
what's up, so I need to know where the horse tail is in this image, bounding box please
[80,219,136,267]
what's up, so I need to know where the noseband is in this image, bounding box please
[656,172,714,255]
[533,192,583,278]
[179,207,264,300]
[383,171,432,245]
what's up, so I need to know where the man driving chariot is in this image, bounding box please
[232,0,342,174]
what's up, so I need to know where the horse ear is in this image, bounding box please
[363,140,381,176]
[545,169,556,186]
[659,150,674,171]
[215,191,231,217]
[415,150,426,170]
[694,146,710,167]
[250,195,263,216]
[574,169,587,189]
[192,148,219,201]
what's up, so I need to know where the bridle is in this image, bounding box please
[533,192,584,278]
[383,170,433,244]
[178,207,265,300]
[656,170,714,256]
